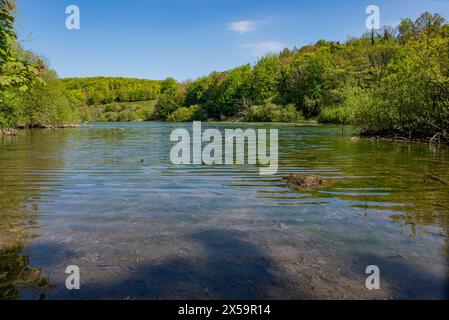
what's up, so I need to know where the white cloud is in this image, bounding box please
[228,20,258,33]
[242,41,285,55]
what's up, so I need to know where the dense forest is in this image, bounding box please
[1,0,448,142]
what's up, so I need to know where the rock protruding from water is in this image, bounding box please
[283,174,323,189]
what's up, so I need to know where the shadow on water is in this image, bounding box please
[1,124,449,299]
[350,253,449,299]
[62,229,301,300]
[40,228,449,300]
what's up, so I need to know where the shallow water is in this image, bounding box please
[1,122,448,299]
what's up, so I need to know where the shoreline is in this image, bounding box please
[1,124,80,136]
[360,132,449,146]
[3,123,448,146]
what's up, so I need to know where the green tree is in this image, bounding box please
[252,54,282,105]
[0,0,41,91]
[216,64,252,118]
[356,34,449,140]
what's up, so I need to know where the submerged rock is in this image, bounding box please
[283,174,323,189]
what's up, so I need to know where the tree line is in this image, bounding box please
[151,11,448,141]
[1,2,448,142]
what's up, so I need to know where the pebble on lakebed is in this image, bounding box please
[283,174,324,189]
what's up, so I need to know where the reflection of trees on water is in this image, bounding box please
[1,125,448,299]
[0,130,71,299]
[282,134,449,248]
[0,245,52,300]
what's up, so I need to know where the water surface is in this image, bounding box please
[1,123,448,299]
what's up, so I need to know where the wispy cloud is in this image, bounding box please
[242,41,285,56]
[228,20,258,34]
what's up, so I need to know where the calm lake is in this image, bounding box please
[1,122,448,299]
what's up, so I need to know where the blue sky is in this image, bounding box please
[16,0,449,81]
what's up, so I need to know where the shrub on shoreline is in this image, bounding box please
[168,105,207,122]
[244,102,304,123]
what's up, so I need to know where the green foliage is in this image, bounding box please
[1,77,80,129]
[1,1,77,130]
[160,77,178,97]
[2,7,448,143]
[0,88,25,128]
[317,88,362,124]
[91,100,156,122]
[317,105,353,124]
[168,105,206,122]
[22,78,79,127]
[164,10,447,140]
[252,55,281,105]
[244,102,303,123]
[62,77,161,106]
[153,94,180,120]
[89,10,447,141]
[151,77,187,120]
[0,0,42,92]
[185,76,211,106]
[355,33,449,139]
[214,65,252,118]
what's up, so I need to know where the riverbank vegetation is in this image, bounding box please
[169,11,448,142]
[76,99,157,122]
[1,1,448,142]
[67,12,448,142]
[0,1,78,131]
